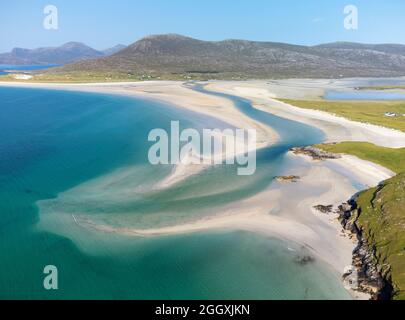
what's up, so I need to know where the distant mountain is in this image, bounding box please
[0,42,124,65]
[314,42,405,55]
[102,44,127,56]
[46,34,405,79]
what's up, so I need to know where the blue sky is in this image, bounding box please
[1,0,404,52]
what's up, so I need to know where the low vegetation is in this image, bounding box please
[279,99,405,132]
[316,142,405,300]
[0,70,234,83]
[359,86,405,91]
[355,173,405,300]
[302,86,405,300]
[36,34,405,80]
[315,142,405,173]
[0,72,141,83]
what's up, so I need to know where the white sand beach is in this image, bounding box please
[2,79,401,299]
[207,80,405,148]
[0,81,275,189]
[72,150,393,300]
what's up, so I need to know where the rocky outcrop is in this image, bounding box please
[295,255,315,266]
[313,204,333,214]
[337,200,393,300]
[275,175,300,183]
[291,146,341,161]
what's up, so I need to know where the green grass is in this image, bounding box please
[355,174,405,300]
[280,96,405,299]
[279,99,405,132]
[0,70,247,83]
[315,142,405,174]
[359,86,405,91]
[316,142,405,300]
[0,72,145,83]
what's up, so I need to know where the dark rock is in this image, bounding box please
[291,146,341,161]
[313,205,333,214]
[295,255,315,266]
[275,175,300,183]
[339,200,393,300]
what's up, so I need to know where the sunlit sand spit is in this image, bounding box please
[2,79,400,300]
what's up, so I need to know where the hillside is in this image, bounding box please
[354,173,405,300]
[316,142,405,299]
[45,34,405,80]
[102,44,127,56]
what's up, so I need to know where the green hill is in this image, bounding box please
[355,173,405,300]
[316,142,405,300]
[40,34,405,81]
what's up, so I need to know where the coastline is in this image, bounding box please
[204,80,404,299]
[0,81,278,147]
[206,80,405,148]
[1,80,399,300]
[72,151,386,300]
[0,81,277,189]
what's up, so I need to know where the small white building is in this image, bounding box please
[12,74,33,80]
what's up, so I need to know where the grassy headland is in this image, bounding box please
[279,99,405,132]
[315,142,405,173]
[315,142,405,300]
[286,97,405,299]
[359,86,405,91]
[354,173,405,300]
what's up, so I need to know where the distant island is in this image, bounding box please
[0,42,127,65]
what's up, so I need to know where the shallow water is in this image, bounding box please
[0,64,58,75]
[325,89,405,101]
[0,86,351,299]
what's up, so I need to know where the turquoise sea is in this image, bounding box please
[0,65,59,76]
[0,86,352,299]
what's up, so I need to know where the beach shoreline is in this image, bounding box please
[206,80,405,148]
[2,80,399,300]
[0,80,278,189]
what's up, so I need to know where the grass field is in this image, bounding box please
[0,72,145,83]
[355,173,405,300]
[279,99,405,132]
[360,86,405,91]
[316,142,405,300]
[315,142,405,174]
[0,70,236,83]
